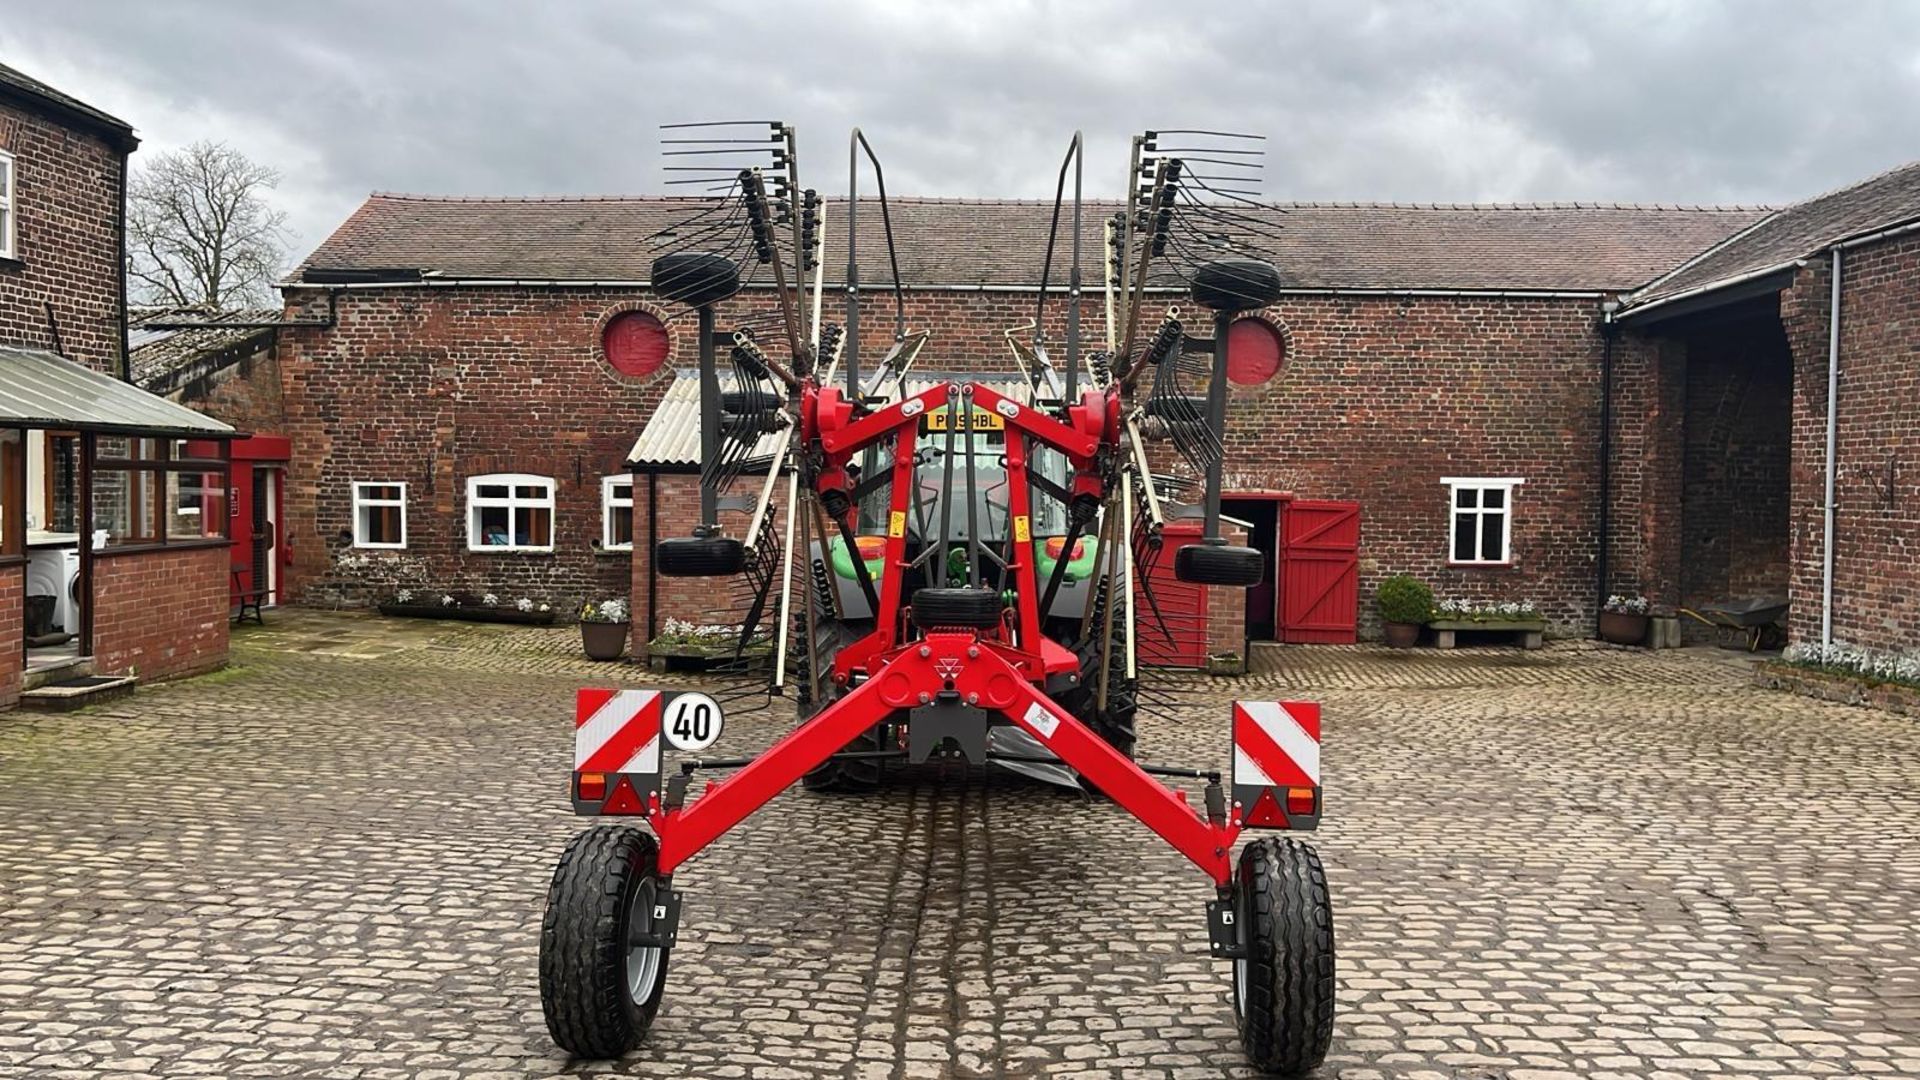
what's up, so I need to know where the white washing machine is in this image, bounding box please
[26,546,82,635]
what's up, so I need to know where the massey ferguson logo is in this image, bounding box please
[933,657,964,680]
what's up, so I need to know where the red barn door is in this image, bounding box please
[1279,501,1360,643]
[1134,520,1210,667]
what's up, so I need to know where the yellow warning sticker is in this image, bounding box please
[888,511,906,538]
[1013,515,1030,543]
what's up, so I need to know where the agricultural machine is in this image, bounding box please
[540,123,1334,1075]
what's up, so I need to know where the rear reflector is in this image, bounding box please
[1285,786,1316,815]
[577,772,607,801]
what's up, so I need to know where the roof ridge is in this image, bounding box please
[362,190,1771,213]
[1772,157,1920,213]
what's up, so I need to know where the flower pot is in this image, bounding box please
[1382,621,1421,648]
[580,621,631,661]
[1598,610,1649,646]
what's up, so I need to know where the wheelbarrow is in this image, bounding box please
[1679,595,1788,652]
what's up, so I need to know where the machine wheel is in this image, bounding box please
[1190,258,1283,312]
[650,251,741,307]
[799,717,888,792]
[911,587,1003,630]
[1175,542,1264,587]
[1231,837,1335,1077]
[656,535,746,577]
[540,826,672,1058]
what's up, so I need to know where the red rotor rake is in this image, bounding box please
[539,124,1335,1076]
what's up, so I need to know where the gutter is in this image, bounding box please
[1596,298,1619,635]
[1821,246,1841,645]
[283,277,1609,300]
[1614,259,1805,323]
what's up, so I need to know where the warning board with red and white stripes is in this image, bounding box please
[1230,700,1322,830]
[573,688,665,815]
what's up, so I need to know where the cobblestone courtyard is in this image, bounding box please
[2,612,1918,1079]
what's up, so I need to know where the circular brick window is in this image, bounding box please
[602,310,670,378]
[1226,318,1285,385]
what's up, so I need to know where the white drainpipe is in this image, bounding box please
[1821,245,1841,645]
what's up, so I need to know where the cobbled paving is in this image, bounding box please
[2,612,1918,1079]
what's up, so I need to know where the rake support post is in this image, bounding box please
[1201,306,1232,543]
[697,304,721,530]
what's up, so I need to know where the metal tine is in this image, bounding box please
[1149,128,1265,139]
[663,166,761,173]
[661,137,784,144]
[660,119,784,129]
[1154,146,1264,156]
[663,147,783,157]
[1154,156,1262,171]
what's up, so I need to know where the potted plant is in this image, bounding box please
[1375,574,1433,648]
[579,598,632,661]
[1599,593,1651,645]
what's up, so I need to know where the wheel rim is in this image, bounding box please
[625,877,664,1006]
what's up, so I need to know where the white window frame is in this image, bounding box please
[466,473,555,552]
[1442,477,1523,566]
[351,481,408,549]
[600,474,634,550]
[0,150,16,260]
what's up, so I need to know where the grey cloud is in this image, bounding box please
[5,0,1919,257]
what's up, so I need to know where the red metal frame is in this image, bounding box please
[588,379,1299,888]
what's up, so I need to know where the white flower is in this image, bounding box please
[516,597,534,612]
[483,592,500,607]
[539,603,551,612]
[441,594,457,606]
[395,589,413,603]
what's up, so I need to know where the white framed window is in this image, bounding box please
[0,150,16,259]
[1442,477,1523,565]
[352,482,407,548]
[467,473,554,551]
[601,475,634,550]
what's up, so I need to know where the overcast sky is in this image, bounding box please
[6,1,1918,261]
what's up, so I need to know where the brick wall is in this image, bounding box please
[1782,235,1920,650]
[0,101,125,372]
[280,283,1643,639]
[0,564,20,708]
[1212,294,1618,636]
[170,341,287,435]
[90,545,230,681]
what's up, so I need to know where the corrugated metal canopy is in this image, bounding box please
[0,346,235,436]
[627,369,1030,469]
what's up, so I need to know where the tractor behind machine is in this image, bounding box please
[539,123,1335,1076]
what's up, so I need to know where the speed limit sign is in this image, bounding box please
[662,691,725,753]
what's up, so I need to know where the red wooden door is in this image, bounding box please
[1279,501,1360,644]
[1134,520,1209,667]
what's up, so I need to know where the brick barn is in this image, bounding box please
[0,63,238,710]
[262,163,1920,660]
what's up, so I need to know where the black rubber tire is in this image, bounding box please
[650,252,740,307]
[1232,837,1335,1077]
[1191,258,1283,312]
[721,387,780,414]
[539,826,671,1058]
[791,595,887,791]
[1062,577,1136,759]
[655,535,746,578]
[911,587,1004,630]
[800,716,888,792]
[1175,542,1265,587]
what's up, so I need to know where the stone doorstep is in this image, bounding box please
[21,655,92,691]
[19,674,139,712]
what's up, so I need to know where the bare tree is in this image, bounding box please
[128,140,290,308]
